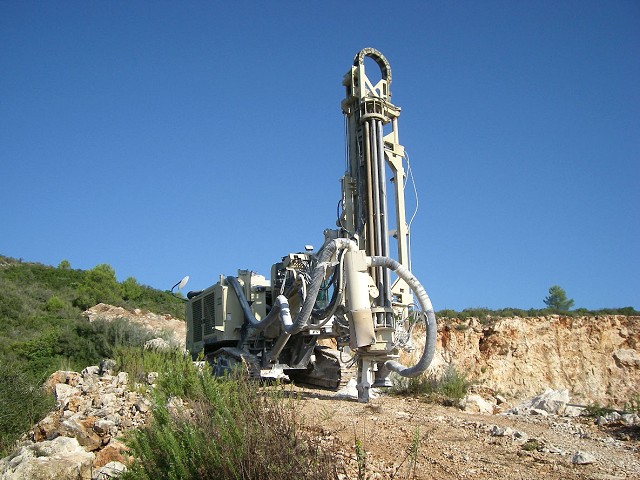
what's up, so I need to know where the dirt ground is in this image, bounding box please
[291,385,640,480]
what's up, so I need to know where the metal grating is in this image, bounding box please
[204,293,216,335]
[192,298,203,342]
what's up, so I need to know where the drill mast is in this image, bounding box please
[184,48,437,403]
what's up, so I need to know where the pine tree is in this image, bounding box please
[544,285,574,311]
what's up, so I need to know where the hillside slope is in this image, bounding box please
[0,255,185,456]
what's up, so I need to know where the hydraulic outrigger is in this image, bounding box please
[182,48,437,402]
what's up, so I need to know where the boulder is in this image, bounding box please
[460,394,495,414]
[0,436,94,480]
[507,389,569,415]
[93,439,129,469]
[571,451,596,465]
[32,413,61,442]
[92,461,127,480]
[59,419,102,452]
[55,384,81,408]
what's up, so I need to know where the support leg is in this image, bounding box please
[357,359,373,403]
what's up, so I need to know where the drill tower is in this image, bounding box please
[183,49,437,402]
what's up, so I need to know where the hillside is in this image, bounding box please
[0,255,184,455]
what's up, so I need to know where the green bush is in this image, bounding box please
[436,306,639,320]
[45,295,66,312]
[118,350,338,480]
[391,365,471,404]
[0,361,54,456]
[121,277,143,302]
[73,264,121,309]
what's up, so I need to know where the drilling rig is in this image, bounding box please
[183,48,437,402]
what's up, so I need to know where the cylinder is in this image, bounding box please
[344,249,375,348]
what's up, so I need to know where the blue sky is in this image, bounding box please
[1,1,638,311]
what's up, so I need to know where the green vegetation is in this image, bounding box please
[117,349,338,480]
[0,361,54,455]
[390,366,471,405]
[354,436,367,480]
[436,305,638,322]
[543,285,574,311]
[584,395,640,418]
[0,254,185,456]
[522,439,542,452]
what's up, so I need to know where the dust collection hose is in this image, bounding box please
[229,238,357,336]
[368,256,437,377]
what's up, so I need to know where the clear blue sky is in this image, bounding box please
[1,1,638,311]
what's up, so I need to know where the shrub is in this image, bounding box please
[0,361,54,456]
[119,350,339,480]
[391,365,471,404]
[45,295,66,312]
[121,277,143,302]
[73,264,121,309]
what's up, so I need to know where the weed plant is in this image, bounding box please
[0,361,54,456]
[584,395,640,417]
[390,366,471,405]
[119,349,339,480]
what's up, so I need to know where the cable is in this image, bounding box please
[404,150,419,230]
[404,150,419,271]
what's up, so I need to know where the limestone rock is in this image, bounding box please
[0,436,94,480]
[92,461,127,480]
[7,362,152,477]
[55,384,81,408]
[93,439,129,469]
[507,389,569,415]
[490,425,513,437]
[82,366,100,378]
[44,371,80,394]
[571,451,596,465]
[59,419,102,451]
[413,315,640,408]
[613,348,640,368]
[460,394,495,414]
[83,303,185,348]
[621,413,639,426]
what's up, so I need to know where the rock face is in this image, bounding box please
[410,315,640,407]
[83,303,185,348]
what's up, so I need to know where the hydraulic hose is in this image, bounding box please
[367,256,437,377]
[227,276,279,329]
[229,238,357,336]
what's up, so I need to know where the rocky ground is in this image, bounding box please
[296,384,640,480]
[2,363,637,480]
